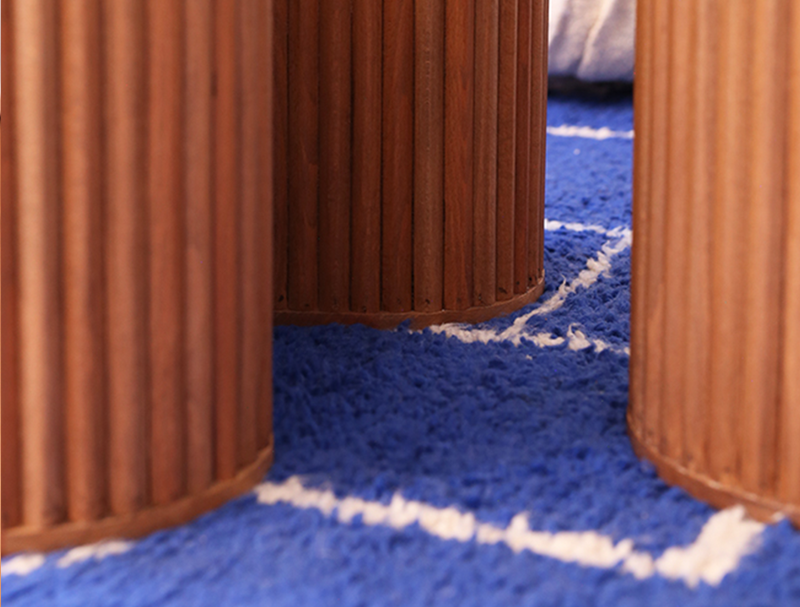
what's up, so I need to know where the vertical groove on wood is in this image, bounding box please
[382,0,414,313]
[495,0,518,301]
[682,0,715,475]
[15,0,67,527]
[414,0,445,313]
[632,0,800,524]
[257,0,275,452]
[2,0,23,529]
[61,0,107,522]
[534,0,548,281]
[708,0,750,484]
[444,0,476,310]
[473,0,500,307]
[641,0,668,448]
[184,0,215,494]
[628,0,651,440]
[658,0,690,464]
[274,0,546,326]
[2,0,274,554]
[104,0,148,515]
[780,0,800,505]
[214,0,241,481]
[238,0,266,467]
[147,0,187,506]
[528,0,546,287]
[513,0,531,295]
[272,0,289,311]
[740,0,788,495]
[287,0,319,311]
[351,0,383,314]
[319,0,353,312]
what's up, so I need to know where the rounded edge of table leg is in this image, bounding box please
[275,273,546,330]
[1,443,275,556]
[627,413,799,527]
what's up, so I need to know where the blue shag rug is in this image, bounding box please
[4,93,800,607]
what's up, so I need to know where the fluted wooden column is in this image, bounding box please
[272,0,549,329]
[630,0,800,525]
[1,0,274,555]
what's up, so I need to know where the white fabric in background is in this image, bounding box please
[549,0,635,82]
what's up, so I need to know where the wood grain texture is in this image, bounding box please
[1,0,274,555]
[273,0,548,328]
[444,0,476,311]
[15,0,66,528]
[528,0,547,288]
[473,0,500,307]
[104,0,149,516]
[351,0,383,314]
[2,0,22,530]
[496,0,519,301]
[213,0,241,482]
[184,0,215,494]
[287,0,319,311]
[61,0,107,522]
[414,0,446,313]
[319,0,353,313]
[630,0,800,526]
[272,0,289,311]
[147,0,187,507]
[382,0,414,313]
[513,0,532,294]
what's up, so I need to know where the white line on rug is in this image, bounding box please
[547,124,634,140]
[254,477,764,588]
[1,540,135,579]
[429,228,632,347]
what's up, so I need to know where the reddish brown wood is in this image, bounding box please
[351,0,383,314]
[1,0,22,530]
[15,0,67,528]
[496,0,519,302]
[287,0,319,311]
[781,0,800,506]
[238,0,264,468]
[214,0,241,482]
[61,0,106,522]
[528,0,547,288]
[272,0,289,311]
[319,0,353,313]
[273,0,548,328]
[513,0,532,294]
[414,0,446,313]
[185,0,215,494]
[382,0,414,313]
[278,278,545,331]
[257,0,275,452]
[2,0,274,555]
[631,0,800,526]
[473,0,500,307]
[532,0,548,283]
[147,0,187,506]
[444,0,476,311]
[104,0,149,516]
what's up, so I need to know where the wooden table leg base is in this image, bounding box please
[275,274,546,330]
[628,419,800,526]
[0,443,274,556]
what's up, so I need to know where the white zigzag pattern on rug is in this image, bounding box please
[430,220,631,355]
[547,124,634,140]
[1,475,766,590]
[254,477,764,589]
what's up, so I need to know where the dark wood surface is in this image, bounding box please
[274,0,548,328]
